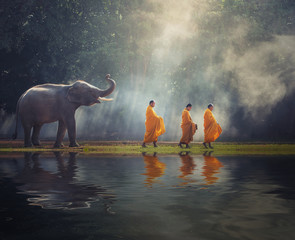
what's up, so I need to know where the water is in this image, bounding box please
[1,152,295,240]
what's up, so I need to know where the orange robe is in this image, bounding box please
[180,108,197,144]
[143,105,165,143]
[203,109,222,143]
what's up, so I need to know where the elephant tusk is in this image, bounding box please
[97,97,113,102]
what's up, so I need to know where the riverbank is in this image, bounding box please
[0,140,294,155]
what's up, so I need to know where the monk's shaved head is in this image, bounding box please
[149,100,155,107]
[208,103,214,111]
[186,103,192,111]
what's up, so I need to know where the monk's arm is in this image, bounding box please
[205,111,214,124]
[184,111,193,123]
[148,108,160,120]
[209,112,217,123]
[152,109,161,119]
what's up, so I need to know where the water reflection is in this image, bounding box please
[13,152,115,211]
[1,154,295,239]
[142,152,166,188]
[202,151,224,185]
[178,152,197,186]
[141,152,224,188]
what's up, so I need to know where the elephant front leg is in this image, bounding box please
[31,124,43,146]
[65,117,80,147]
[54,120,67,148]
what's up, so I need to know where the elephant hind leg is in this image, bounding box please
[23,124,33,147]
[32,124,43,146]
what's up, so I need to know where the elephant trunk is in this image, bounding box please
[98,74,116,98]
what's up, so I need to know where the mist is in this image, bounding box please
[77,0,295,142]
[1,0,295,142]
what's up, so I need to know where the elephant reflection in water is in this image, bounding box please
[178,152,197,186]
[202,151,224,185]
[14,152,115,212]
[142,152,166,188]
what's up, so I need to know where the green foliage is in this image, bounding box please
[0,0,122,111]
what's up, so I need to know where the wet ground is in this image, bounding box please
[1,152,295,240]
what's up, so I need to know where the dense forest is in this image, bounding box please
[1,0,295,141]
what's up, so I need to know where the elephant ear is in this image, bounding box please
[67,86,82,103]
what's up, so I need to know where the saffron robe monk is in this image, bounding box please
[178,104,197,148]
[203,103,222,149]
[142,100,165,147]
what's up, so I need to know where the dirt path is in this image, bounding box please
[0,139,194,147]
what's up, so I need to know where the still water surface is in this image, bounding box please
[0,152,295,240]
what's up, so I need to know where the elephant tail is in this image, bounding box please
[12,95,22,140]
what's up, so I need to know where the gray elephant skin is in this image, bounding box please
[12,74,116,147]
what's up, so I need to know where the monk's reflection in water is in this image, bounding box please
[141,152,224,188]
[14,152,115,212]
[202,151,224,185]
[178,152,197,186]
[142,152,166,188]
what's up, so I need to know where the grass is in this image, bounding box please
[0,140,295,156]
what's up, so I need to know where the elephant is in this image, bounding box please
[12,74,116,147]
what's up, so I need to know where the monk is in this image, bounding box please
[178,103,197,148]
[203,103,222,149]
[142,100,165,147]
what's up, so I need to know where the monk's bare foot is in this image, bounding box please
[153,142,158,147]
[142,143,147,148]
[185,144,190,148]
[203,142,208,149]
[178,143,183,148]
[209,143,213,149]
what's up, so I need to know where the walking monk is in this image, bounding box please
[203,103,222,149]
[178,104,197,148]
[142,100,165,147]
